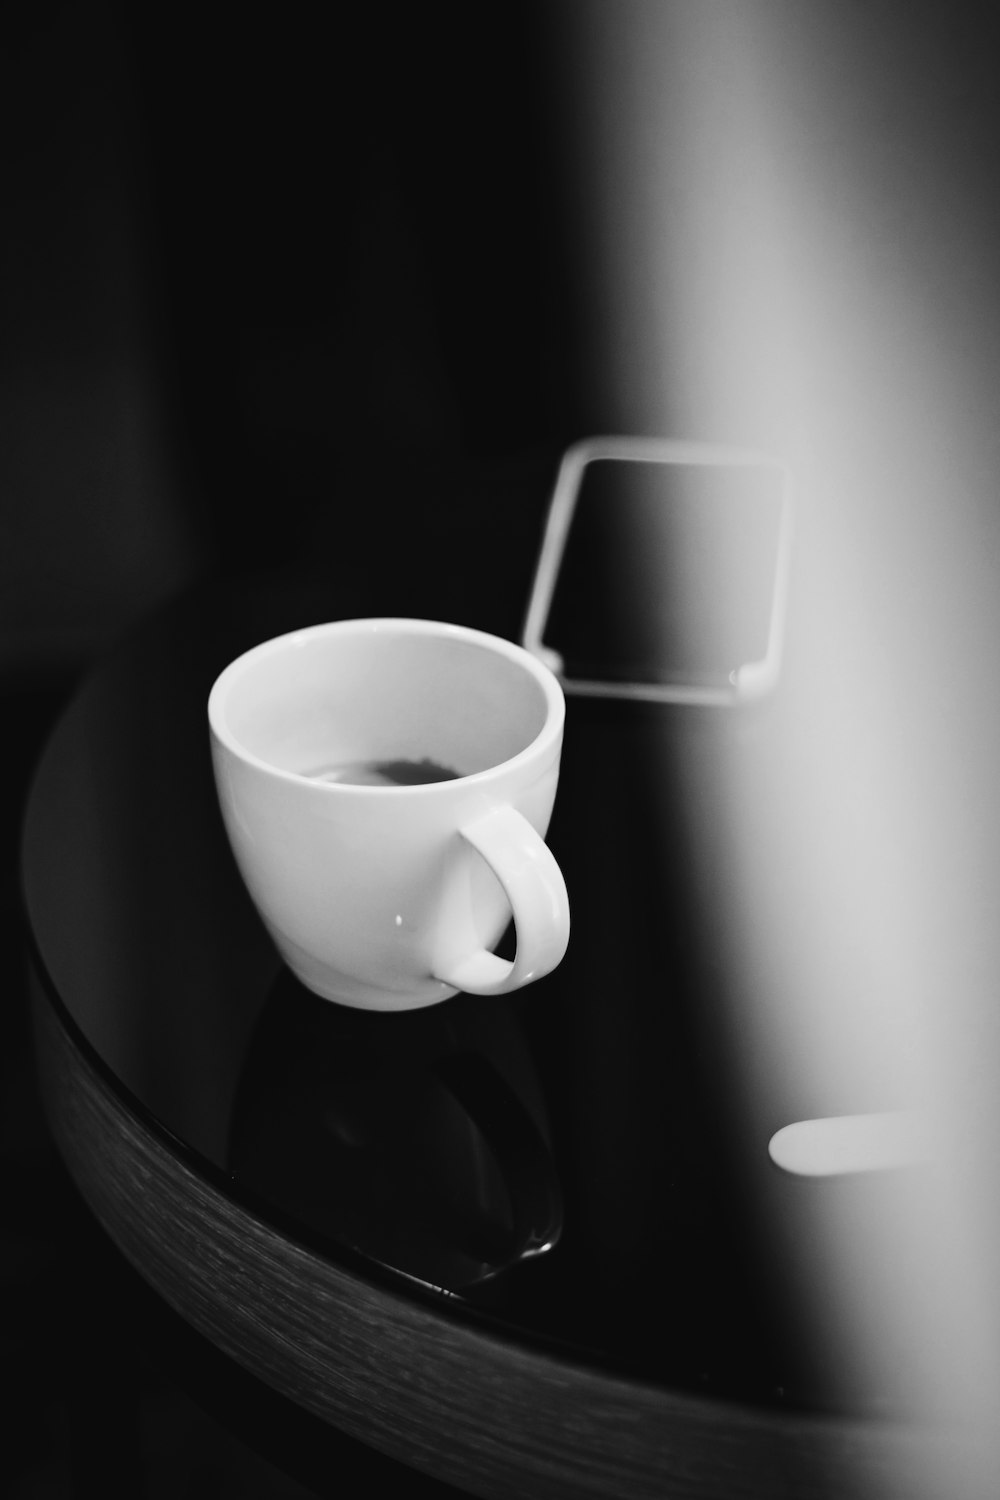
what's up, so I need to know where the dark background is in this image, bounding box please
[2,3,585,1493]
[1,0,587,664]
[107,0,584,576]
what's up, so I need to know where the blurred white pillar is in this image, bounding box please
[545,3,1000,1494]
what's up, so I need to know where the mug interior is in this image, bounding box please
[218,624,554,782]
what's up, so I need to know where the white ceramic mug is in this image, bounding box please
[208,618,570,1010]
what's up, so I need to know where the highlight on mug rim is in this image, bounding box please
[207,616,566,794]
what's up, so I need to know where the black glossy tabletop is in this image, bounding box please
[21,526,843,1421]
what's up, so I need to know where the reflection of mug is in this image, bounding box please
[208,618,570,1010]
[228,970,563,1292]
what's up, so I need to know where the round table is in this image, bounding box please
[21,549,922,1498]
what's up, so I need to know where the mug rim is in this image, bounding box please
[207,617,566,794]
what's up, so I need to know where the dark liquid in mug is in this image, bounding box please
[310,757,461,787]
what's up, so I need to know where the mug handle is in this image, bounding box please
[433,804,570,996]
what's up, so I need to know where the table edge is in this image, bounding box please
[29,963,927,1500]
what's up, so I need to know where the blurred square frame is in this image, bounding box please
[523,437,794,706]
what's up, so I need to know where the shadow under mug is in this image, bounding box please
[228,970,564,1291]
[208,618,570,1010]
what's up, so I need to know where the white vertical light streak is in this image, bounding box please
[548,3,1000,1493]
